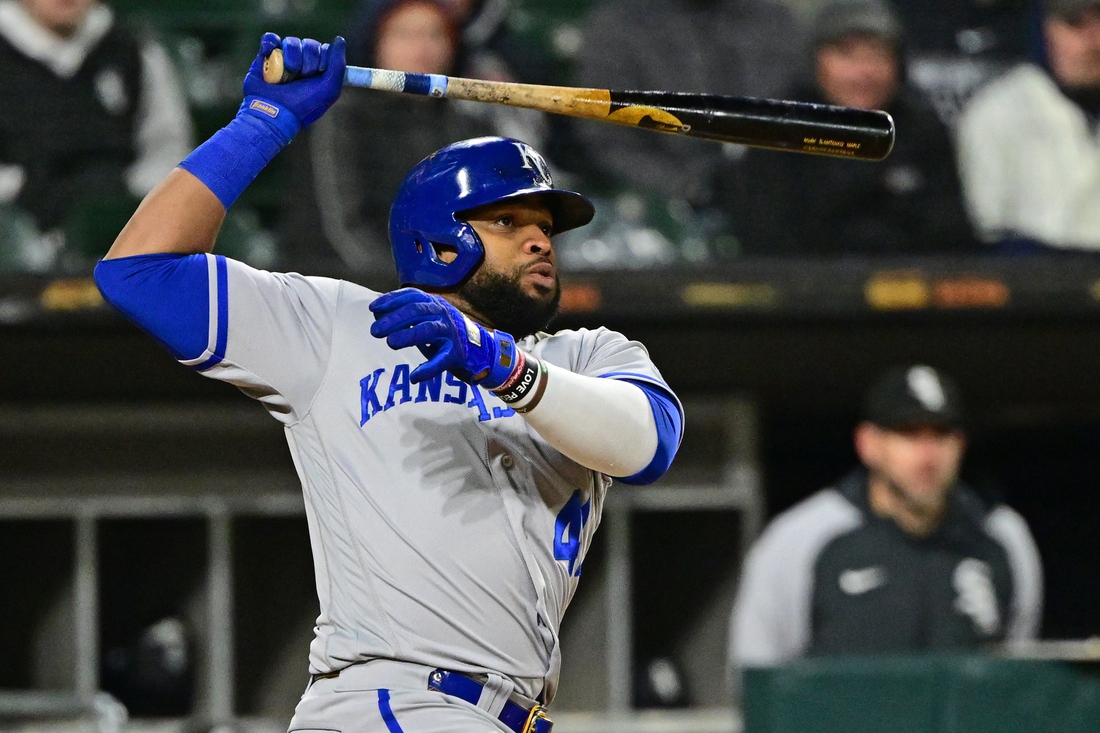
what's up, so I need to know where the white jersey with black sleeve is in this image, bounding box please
[127,253,678,703]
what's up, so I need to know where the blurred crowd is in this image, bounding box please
[2,0,1100,282]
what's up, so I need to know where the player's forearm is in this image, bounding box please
[107,34,346,261]
[520,363,660,479]
[105,168,225,259]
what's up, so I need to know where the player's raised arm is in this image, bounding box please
[94,35,347,423]
[103,34,346,260]
[367,138,683,484]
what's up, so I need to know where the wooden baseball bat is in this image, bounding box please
[263,49,895,162]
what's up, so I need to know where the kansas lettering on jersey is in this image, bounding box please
[359,368,515,425]
[163,254,678,703]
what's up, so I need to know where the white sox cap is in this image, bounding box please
[862,364,965,431]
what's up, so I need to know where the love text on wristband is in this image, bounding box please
[492,354,542,405]
[512,360,549,413]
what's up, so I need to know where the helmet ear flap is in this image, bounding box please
[431,223,484,287]
[394,223,485,288]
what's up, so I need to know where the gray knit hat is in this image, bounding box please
[1045,0,1100,19]
[812,0,903,49]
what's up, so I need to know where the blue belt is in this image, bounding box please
[428,669,552,733]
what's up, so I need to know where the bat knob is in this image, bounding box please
[263,47,289,84]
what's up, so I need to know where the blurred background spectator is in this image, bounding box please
[435,0,555,148]
[0,0,192,272]
[278,0,492,284]
[892,0,1037,56]
[892,0,1040,126]
[572,0,805,209]
[728,365,1042,693]
[348,0,553,152]
[956,0,1100,251]
[718,0,976,256]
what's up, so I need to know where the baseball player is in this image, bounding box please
[93,33,683,733]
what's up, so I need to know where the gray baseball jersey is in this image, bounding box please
[189,255,675,702]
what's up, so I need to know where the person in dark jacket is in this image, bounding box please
[727,364,1042,694]
[891,0,1036,58]
[0,0,192,268]
[720,0,976,256]
[277,0,492,284]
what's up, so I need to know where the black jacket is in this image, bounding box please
[729,469,1042,672]
[719,85,977,256]
[813,471,1016,654]
[0,26,142,230]
[889,0,1035,58]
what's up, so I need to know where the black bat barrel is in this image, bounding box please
[609,91,896,162]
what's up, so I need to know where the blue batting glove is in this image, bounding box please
[240,32,346,143]
[179,32,345,209]
[369,288,519,387]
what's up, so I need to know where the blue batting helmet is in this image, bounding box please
[389,137,595,288]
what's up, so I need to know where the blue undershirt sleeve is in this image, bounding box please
[615,379,684,485]
[94,253,221,364]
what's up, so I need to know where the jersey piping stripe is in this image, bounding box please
[214,254,229,355]
[377,690,406,733]
[186,254,229,371]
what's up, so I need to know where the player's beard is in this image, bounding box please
[459,263,561,338]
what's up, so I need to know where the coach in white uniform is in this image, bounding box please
[94,33,683,733]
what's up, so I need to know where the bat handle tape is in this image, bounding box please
[343,67,449,97]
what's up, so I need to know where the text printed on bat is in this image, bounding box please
[804,137,861,150]
[802,145,857,157]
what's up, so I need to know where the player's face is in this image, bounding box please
[20,0,94,35]
[464,198,558,302]
[374,2,456,75]
[856,422,965,514]
[1046,8,1100,89]
[444,197,560,337]
[815,35,899,111]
